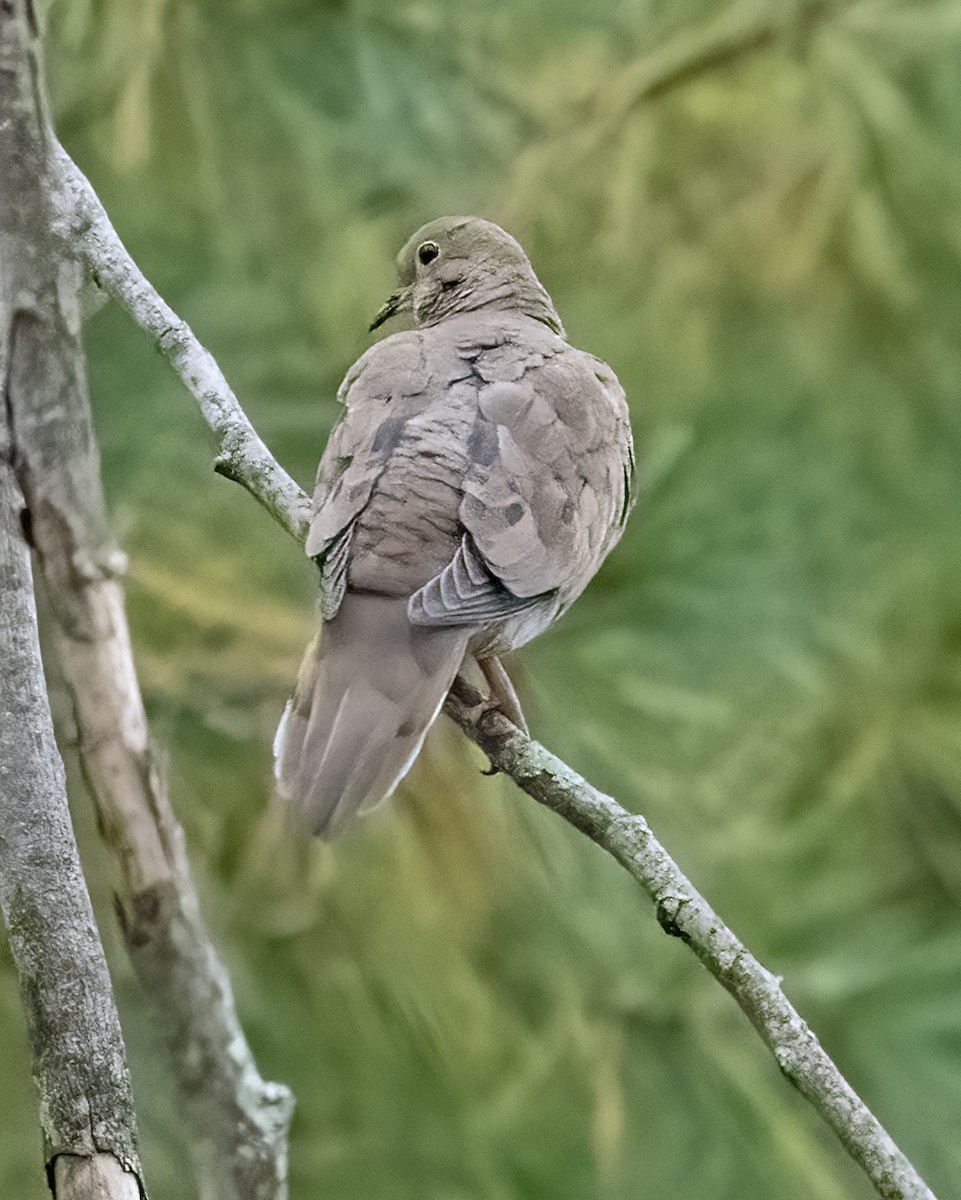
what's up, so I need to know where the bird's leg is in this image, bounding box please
[476,654,529,734]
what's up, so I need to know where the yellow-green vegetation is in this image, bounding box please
[2,1,959,1196]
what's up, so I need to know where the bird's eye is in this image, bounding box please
[417,240,440,266]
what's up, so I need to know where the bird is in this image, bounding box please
[274,216,635,838]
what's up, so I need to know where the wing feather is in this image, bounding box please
[408,534,550,627]
[306,332,430,614]
[458,348,634,602]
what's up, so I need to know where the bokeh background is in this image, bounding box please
[2,0,960,1196]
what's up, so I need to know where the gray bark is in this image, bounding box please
[51,571,295,1200]
[0,4,145,1196]
[52,154,310,545]
[2,3,292,1196]
[0,380,143,1200]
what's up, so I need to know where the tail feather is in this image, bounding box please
[275,594,469,838]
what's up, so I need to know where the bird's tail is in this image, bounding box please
[274,593,470,839]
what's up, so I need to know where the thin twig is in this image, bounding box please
[56,146,937,1200]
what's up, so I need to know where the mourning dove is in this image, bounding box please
[275,217,635,837]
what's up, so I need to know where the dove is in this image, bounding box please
[274,216,635,838]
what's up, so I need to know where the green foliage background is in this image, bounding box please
[2,0,960,1196]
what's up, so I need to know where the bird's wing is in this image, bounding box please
[410,340,634,627]
[406,531,552,626]
[306,332,430,617]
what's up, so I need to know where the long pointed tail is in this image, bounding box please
[274,594,469,839]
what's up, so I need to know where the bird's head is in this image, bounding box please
[370,216,564,336]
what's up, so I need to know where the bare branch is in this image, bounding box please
[444,678,937,1200]
[57,578,296,1200]
[0,9,294,1198]
[50,148,311,546]
[46,133,295,1200]
[53,1156,142,1200]
[53,148,937,1200]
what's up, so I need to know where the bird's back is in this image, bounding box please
[278,217,635,838]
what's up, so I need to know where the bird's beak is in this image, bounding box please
[369,287,412,332]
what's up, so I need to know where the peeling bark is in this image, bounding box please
[55,577,295,1200]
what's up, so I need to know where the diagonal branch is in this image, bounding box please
[50,146,311,545]
[443,677,935,1200]
[54,146,937,1200]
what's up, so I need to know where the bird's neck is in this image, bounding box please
[418,273,565,337]
[485,277,565,336]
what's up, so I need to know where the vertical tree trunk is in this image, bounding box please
[0,397,144,1200]
[2,5,293,1197]
[0,3,147,1196]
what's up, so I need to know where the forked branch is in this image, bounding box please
[54,146,937,1200]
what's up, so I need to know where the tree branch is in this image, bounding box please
[52,576,295,1200]
[51,147,311,545]
[444,678,936,1200]
[0,463,145,1200]
[54,147,937,1200]
[0,7,146,1196]
[1,10,295,1199]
